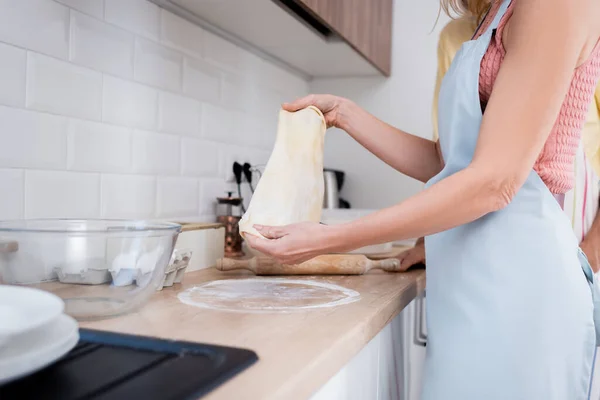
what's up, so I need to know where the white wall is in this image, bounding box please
[311,0,449,209]
[0,0,308,221]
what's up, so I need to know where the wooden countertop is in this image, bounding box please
[81,265,426,399]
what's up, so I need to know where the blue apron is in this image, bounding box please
[423,1,600,398]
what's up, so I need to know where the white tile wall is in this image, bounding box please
[221,73,258,112]
[25,170,100,218]
[56,0,104,19]
[134,37,182,91]
[104,0,160,40]
[70,11,135,79]
[27,53,103,120]
[157,177,198,217]
[0,0,69,59]
[183,56,221,104]
[132,129,180,175]
[67,119,131,172]
[102,75,158,129]
[158,91,201,136]
[160,11,203,58]
[201,103,233,142]
[101,174,156,218]
[181,138,220,177]
[203,30,259,73]
[0,106,68,170]
[0,169,24,220]
[0,43,26,108]
[0,0,308,220]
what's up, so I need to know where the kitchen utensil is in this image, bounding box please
[0,285,65,344]
[0,219,181,320]
[0,313,79,385]
[232,162,246,213]
[217,193,244,258]
[323,170,340,209]
[216,254,401,275]
[243,162,254,193]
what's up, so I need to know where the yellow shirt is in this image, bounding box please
[432,18,600,177]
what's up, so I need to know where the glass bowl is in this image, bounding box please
[0,219,181,320]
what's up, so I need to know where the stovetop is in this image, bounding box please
[0,329,258,400]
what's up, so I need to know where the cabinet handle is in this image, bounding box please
[413,292,427,346]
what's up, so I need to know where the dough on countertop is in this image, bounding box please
[239,106,326,239]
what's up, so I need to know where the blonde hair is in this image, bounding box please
[441,0,490,21]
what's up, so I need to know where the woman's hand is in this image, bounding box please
[282,94,350,129]
[396,237,426,271]
[244,222,337,265]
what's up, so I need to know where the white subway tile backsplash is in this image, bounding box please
[0,0,69,59]
[221,73,259,112]
[160,11,203,57]
[70,11,134,79]
[101,174,155,218]
[132,129,180,175]
[258,59,308,96]
[0,5,308,220]
[56,0,104,19]
[25,170,100,218]
[231,111,262,147]
[157,177,198,217]
[0,43,26,108]
[199,178,228,215]
[26,53,102,120]
[134,37,182,91]
[0,106,67,169]
[0,169,24,219]
[158,92,201,136]
[183,57,221,104]
[181,138,220,177]
[201,103,233,142]
[103,75,158,129]
[203,30,259,73]
[67,119,131,172]
[104,0,160,40]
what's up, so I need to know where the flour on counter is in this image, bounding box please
[177,278,360,313]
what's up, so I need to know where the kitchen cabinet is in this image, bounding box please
[149,0,393,78]
[290,0,393,76]
[310,305,411,400]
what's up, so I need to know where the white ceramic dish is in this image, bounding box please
[0,313,79,385]
[0,285,64,342]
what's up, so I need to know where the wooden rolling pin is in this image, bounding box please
[216,254,402,275]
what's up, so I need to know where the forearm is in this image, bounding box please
[326,166,502,252]
[339,101,444,183]
[581,206,600,273]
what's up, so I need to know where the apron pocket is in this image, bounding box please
[578,247,600,345]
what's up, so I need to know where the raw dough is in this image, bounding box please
[239,106,326,239]
[177,278,360,313]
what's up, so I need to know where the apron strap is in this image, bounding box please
[473,0,513,41]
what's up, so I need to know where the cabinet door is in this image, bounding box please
[295,0,393,76]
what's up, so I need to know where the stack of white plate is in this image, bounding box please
[0,285,79,385]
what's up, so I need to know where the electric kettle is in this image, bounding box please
[323,169,350,209]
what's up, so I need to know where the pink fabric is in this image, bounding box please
[475,1,600,194]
